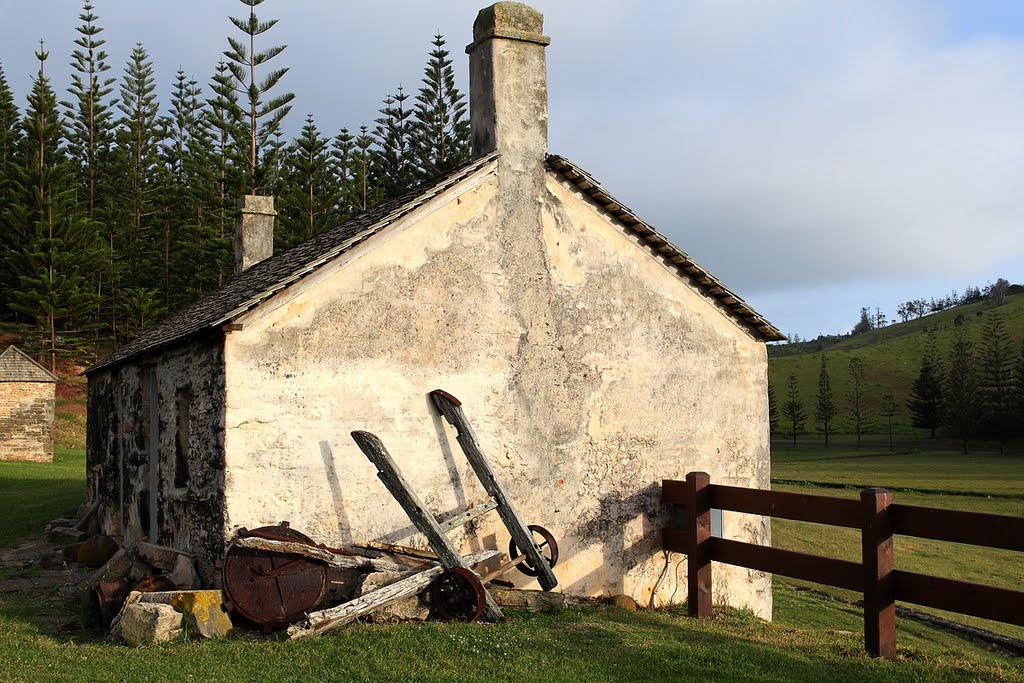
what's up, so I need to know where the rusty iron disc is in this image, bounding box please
[431,567,486,622]
[222,524,328,628]
[508,524,559,578]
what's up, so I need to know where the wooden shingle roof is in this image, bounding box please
[0,346,59,382]
[546,155,784,342]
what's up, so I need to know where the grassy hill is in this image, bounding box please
[769,293,1024,436]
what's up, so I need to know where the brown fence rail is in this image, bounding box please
[662,471,1024,659]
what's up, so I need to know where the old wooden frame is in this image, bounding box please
[663,472,1024,659]
[352,430,505,621]
[429,389,559,591]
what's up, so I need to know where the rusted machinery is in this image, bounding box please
[221,524,330,628]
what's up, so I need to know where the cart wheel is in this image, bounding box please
[508,524,559,577]
[431,567,486,622]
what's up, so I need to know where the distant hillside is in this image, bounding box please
[768,292,1024,436]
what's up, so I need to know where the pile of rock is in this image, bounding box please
[33,503,233,646]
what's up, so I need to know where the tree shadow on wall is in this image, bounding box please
[561,481,666,603]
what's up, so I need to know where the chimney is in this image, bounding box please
[466,2,551,170]
[234,195,276,274]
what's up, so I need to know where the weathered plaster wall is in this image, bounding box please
[223,165,772,617]
[0,381,55,462]
[87,336,226,582]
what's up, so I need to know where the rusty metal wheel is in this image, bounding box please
[222,524,328,629]
[508,524,559,577]
[431,567,486,622]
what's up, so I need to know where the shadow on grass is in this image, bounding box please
[0,474,86,548]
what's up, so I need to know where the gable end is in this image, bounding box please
[546,155,784,342]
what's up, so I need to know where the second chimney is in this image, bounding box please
[234,195,276,274]
[466,2,551,170]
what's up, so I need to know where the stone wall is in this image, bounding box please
[221,164,772,618]
[0,381,55,462]
[87,335,227,583]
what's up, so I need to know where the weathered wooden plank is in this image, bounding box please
[894,571,1024,626]
[350,541,438,561]
[430,390,559,591]
[438,498,498,533]
[890,504,1024,551]
[351,430,504,621]
[709,484,862,528]
[287,549,499,639]
[711,538,863,591]
[233,537,410,574]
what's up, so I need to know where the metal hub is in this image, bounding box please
[431,567,486,622]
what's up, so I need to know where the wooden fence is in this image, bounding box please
[662,472,1024,659]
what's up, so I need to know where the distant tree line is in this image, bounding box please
[770,278,1017,357]
[0,0,471,370]
[772,315,1024,454]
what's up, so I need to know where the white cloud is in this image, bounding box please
[3,0,1024,337]
[550,1,1024,300]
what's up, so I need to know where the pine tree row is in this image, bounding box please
[771,316,1024,453]
[0,1,471,370]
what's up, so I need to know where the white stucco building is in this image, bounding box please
[86,2,783,616]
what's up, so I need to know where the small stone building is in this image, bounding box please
[86,2,784,616]
[0,345,58,462]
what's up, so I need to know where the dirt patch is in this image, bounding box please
[0,569,86,593]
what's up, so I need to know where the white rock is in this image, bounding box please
[168,555,199,589]
[118,602,183,646]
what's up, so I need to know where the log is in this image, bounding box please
[234,537,409,574]
[287,549,499,639]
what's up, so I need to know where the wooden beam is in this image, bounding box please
[351,430,504,621]
[893,570,1024,626]
[430,390,559,592]
[287,549,499,639]
[711,538,862,591]
[890,504,1024,551]
[709,484,862,528]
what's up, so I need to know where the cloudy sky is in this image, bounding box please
[3,0,1024,340]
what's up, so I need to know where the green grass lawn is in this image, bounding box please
[0,584,1020,682]
[771,444,1024,642]
[772,445,1024,500]
[0,447,1021,681]
[0,448,87,548]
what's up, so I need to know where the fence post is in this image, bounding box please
[686,471,712,618]
[861,487,896,659]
